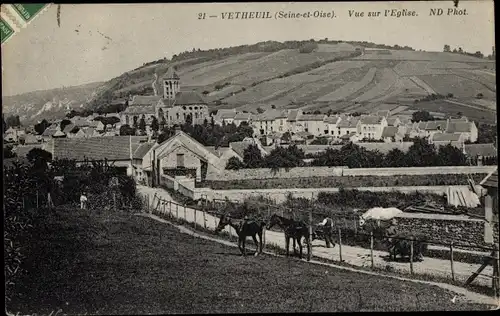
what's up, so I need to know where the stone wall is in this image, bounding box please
[208,166,496,181]
[206,185,468,203]
[394,213,490,251]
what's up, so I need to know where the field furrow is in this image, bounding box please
[315,68,377,102]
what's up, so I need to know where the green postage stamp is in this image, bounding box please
[1,3,50,45]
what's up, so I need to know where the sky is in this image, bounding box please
[1,1,495,96]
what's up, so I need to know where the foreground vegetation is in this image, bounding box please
[7,208,490,313]
[4,149,140,304]
[226,139,477,170]
[200,173,487,190]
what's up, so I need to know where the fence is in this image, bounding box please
[139,191,500,296]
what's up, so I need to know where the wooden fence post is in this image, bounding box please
[113,192,117,212]
[370,232,374,269]
[184,204,187,221]
[176,203,179,218]
[169,200,172,216]
[410,238,414,275]
[308,208,312,261]
[194,208,197,229]
[450,242,455,281]
[338,226,343,262]
[353,215,357,235]
[22,197,25,211]
[203,210,207,229]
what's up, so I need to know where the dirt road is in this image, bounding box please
[138,185,494,288]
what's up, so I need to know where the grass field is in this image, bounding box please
[8,208,491,314]
[199,174,487,190]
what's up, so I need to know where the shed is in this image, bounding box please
[480,168,498,244]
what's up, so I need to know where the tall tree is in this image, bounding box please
[133,116,138,129]
[443,44,451,52]
[34,119,50,135]
[138,115,146,132]
[243,144,264,168]
[411,110,435,122]
[151,116,159,133]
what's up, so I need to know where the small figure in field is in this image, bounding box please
[386,218,399,256]
[80,192,88,210]
[317,217,336,248]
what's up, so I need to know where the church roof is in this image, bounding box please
[123,105,156,115]
[170,91,207,105]
[130,95,162,106]
[161,67,180,80]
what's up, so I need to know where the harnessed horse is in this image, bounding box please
[215,214,266,256]
[266,214,311,260]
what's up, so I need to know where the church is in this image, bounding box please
[120,67,209,128]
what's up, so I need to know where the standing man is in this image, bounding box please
[386,218,399,257]
[80,192,88,210]
[317,217,335,248]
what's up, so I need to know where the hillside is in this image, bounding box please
[2,40,496,124]
[2,82,104,124]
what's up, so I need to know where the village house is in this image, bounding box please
[233,112,252,127]
[386,117,401,127]
[430,132,466,148]
[286,109,303,134]
[4,127,26,143]
[446,120,478,143]
[463,143,497,166]
[143,127,225,183]
[120,68,209,128]
[338,117,360,137]
[357,115,388,140]
[41,124,61,142]
[296,114,326,136]
[423,120,448,139]
[251,109,288,136]
[50,136,149,176]
[324,115,342,137]
[213,109,237,125]
[381,126,404,143]
[19,133,40,145]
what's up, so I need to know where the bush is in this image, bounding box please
[225,157,245,170]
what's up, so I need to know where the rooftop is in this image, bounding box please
[464,143,497,157]
[431,132,463,142]
[381,126,399,138]
[359,115,383,125]
[52,136,133,161]
[171,91,207,106]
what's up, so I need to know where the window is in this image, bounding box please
[176,113,179,120]
[331,131,334,135]
[176,154,185,168]
[363,126,366,131]
[195,113,198,119]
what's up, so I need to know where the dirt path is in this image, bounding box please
[136,211,499,308]
[137,186,495,289]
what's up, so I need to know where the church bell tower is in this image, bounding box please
[162,67,180,100]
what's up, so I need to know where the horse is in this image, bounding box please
[385,233,428,262]
[266,214,311,260]
[214,214,266,256]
